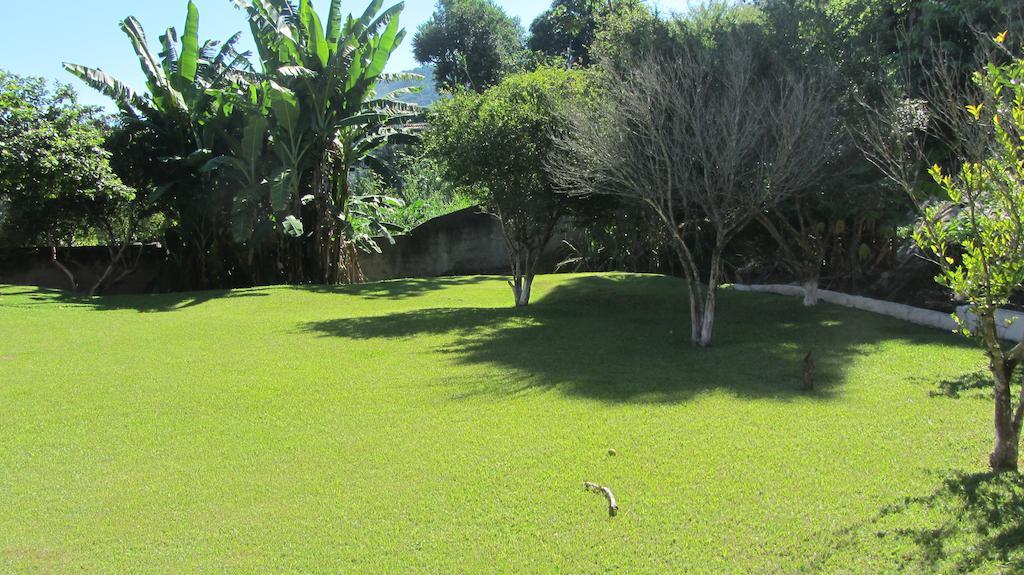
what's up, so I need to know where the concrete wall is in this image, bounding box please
[358,205,572,281]
[733,283,1024,342]
[358,206,509,281]
[0,246,163,294]
[0,206,574,292]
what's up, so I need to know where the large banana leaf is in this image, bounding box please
[178,1,201,84]
[62,64,153,115]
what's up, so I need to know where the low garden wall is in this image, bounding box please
[359,206,507,280]
[0,245,164,294]
[733,283,1024,342]
[359,206,574,281]
[0,206,575,293]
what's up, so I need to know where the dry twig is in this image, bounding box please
[584,482,618,517]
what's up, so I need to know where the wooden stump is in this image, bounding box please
[802,351,815,391]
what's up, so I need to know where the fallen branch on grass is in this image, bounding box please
[584,482,618,517]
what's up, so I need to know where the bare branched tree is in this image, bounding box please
[551,30,836,346]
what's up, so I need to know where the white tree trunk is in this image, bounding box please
[695,247,723,347]
[696,299,716,347]
[517,275,534,307]
[509,276,523,306]
[802,277,820,307]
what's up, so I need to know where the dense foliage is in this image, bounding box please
[413,0,526,93]
[0,72,142,294]
[426,67,590,306]
[527,0,642,67]
[63,0,419,289]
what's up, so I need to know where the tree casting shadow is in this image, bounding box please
[301,275,969,404]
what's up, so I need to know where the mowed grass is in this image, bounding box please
[0,273,1020,574]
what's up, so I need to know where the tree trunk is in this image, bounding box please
[695,246,723,347]
[517,274,535,307]
[802,275,820,307]
[510,275,523,306]
[339,240,364,285]
[991,354,1020,473]
[50,245,78,291]
[506,243,543,307]
[696,295,716,347]
[990,413,1020,473]
[673,238,705,345]
[90,231,137,297]
[687,284,703,344]
[981,311,1022,473]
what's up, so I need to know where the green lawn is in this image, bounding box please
[1,273,1020,574]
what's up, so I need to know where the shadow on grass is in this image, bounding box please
[302,275,494,300]
[930,370,993,399]
[15,287,271,313]
[7,276,495,313]
[819,472,1024,573]
[301,275,970,404]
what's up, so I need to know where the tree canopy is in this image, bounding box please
[413,0,526,93]
[527,0,642,67]
[426,66,592,306]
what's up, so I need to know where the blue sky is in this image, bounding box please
[0,0,693,109]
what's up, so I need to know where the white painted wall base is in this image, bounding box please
[731,283,1024,342]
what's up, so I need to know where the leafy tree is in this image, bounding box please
[387,153,475,229]
[860,35,1024,472]
[413,0,526,92]
[527,0,642,67]
[590,1,673,70]
[426,67,591,306]
[553,24,836,346]
[0,71,138,294]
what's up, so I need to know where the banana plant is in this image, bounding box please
[235,0,424,283]
[65,2,249,160]
[64,1,258,288]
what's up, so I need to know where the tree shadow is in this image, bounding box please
[11,286,271,313]
[2,275,494,313]
[818,472,1024,573]
[298,275,494,300]
[930,370,994,399]
[300,275,969,404]
[3,275,494,314]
